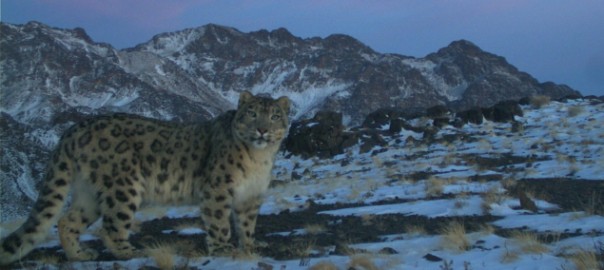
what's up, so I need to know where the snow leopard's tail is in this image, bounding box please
[0,146,75,265]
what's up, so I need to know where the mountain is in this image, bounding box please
[130,24,580,122]
[0,22,229,126]
[1,22,579,125]
[424,40,579,110]
[0,21,580,220]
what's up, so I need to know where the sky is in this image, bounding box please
[1,0,603,96]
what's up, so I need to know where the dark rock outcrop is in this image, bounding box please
[455,100,524,125]
[482,100,523,122]
[456,108,484,125]
[285,111,357,158]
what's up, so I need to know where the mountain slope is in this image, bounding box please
[0,21,581,220]
[0,22,228,126]
[2,93,602,270]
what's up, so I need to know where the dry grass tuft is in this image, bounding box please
[304,223,327,235]
[348,254,379,270]
[567,105,585,117]
[569,250,600,270]
[511,231,548,254]
[454,197,469,209]
[530,95,551,108]
[144,241,177,270]
[404,224,427,236]
[578,191,602,216]
[477,139,493,152]
[425,176,445,197]
[480,186,506,214]
[276,238,317,259]
[439,153,457,168]
[309,261,339,270]
[335,241,357,256]
[440,221,470,252]
[371,156,384,168]
[501,249,520,263]
[478,224,496,235]
[360,214,376,226]
[30,253,62,265]
[177,239,206,259]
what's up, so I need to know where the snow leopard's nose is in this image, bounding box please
[257,128,268,135]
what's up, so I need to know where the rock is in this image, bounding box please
[405,135,420,146]
[432,117,450,128]
[422,128,438,140]
[511,121,524,133]
[285,111,357,158]
[256,262,274,270]
[517,191,538,213]
[557,93,583,102]
[585,95,604,104]
[426,105,449,118]
[291,171,303,180]
[518,96,532,105]
[483,100,523,122]
[456,108,483,125]
[362,108,400,129]
[359,131,387,154]
[451,118,466,128]
[423,253,443,262]
[362,109,426,134]
[389,118,405,133]
[379,247,399,254]
[455,100,523,125]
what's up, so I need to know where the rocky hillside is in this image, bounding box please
[0,21,581,220]
[3,94,603,270]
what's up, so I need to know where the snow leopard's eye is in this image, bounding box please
[271,114,281,121]
[247,110,257,118]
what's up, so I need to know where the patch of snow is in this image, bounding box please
[154,64,166,76]
[178,227,205,235]
[142,27,205,57]
[222,80,351,120]
[319,195,485,218]
[493,212,604,233]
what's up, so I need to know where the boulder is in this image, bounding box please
[285,111,357,158]
[426,105,449,118]
[362,108,401,129]
[432,117,450,128]
[389,118,405,133]
[483,100,522,122]
[362,108,422,134]
[456,108,483,125]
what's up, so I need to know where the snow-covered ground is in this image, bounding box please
[2,98,603,269]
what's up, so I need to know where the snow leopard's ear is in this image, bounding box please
[276,96,291,115]
[238,91,254,107]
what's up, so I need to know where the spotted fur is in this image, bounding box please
[0,91,290,264]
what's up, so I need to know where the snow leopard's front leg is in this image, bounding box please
[233,196,263,253]
[200,185,234,255]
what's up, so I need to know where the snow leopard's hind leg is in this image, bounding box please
[58,179,101,261]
